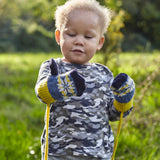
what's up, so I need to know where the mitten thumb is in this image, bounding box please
[49,58,58,75]
[70,70,85,96]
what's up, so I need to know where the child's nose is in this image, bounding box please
[74,35,84,45]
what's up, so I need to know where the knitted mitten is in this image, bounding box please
[111,73,135,112]
[36,58,85,104]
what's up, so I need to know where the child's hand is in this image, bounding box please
[37,58,85,104]
[111,73,135,112]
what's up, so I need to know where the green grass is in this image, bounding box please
[0,52,160,160]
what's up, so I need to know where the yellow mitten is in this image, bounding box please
[36,58,85,104]
[111,73,135,112]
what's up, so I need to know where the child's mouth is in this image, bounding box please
[72,49,84,55]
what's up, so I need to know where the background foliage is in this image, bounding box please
[0,0,160,52]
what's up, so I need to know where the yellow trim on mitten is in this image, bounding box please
[113,98,133,112]
[37,78,56,104]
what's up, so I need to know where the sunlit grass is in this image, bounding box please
[0,52,160,160]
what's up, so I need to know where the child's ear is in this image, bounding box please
[97,36,105,51]
[55,29,60,45]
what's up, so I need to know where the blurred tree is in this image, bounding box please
[0,0,20,51]
[121,0,160,51]
[0,0,65,52]
[0,0,159,52]
[100,0,125,64]
[12,0,58,51]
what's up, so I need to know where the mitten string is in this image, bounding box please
[111,112,124,160]
[45,104,50,160]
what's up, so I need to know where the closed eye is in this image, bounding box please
[67,33,76,37]
[85,36,93,39]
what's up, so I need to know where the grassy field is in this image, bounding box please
[0,52,160,160]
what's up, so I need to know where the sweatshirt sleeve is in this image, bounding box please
[35,60,53,103]
[100,65,133,121]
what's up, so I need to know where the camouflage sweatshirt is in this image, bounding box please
[35,58,131,159]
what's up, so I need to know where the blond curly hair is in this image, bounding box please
[55,0,111,35]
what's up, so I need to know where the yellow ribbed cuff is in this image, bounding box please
[113,98,133,112]
[37,78,56,104]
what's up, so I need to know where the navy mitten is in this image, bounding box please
[36,58,85,104]
[111,73,135,112]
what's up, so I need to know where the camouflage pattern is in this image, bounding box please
[35,58,132,160]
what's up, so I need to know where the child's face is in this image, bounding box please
[55,9,105,65]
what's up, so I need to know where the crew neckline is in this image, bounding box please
[59,58,93,69]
